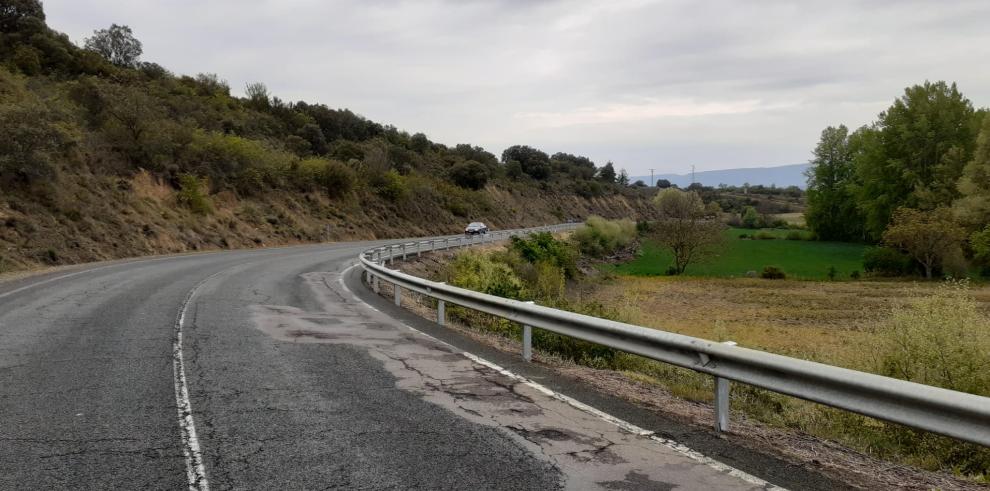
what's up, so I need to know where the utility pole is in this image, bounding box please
[650,168,655,187]
[691,165,696,185]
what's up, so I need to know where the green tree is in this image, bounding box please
[652,189,724,274]
[854,81,979,240]
[741,206,759,228]
[805,125,864,241]
[447,160,489,190]
[0,97,73,185]
[954,114,990,230]
[882,207,965,279]
[501,145,550,180]
[83,24,142,67]
[617,168,629,186]
[597,162,616,183]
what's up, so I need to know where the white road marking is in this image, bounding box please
[174,273,223,491]
[339,264,784,490]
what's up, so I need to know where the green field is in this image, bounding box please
[613,228,869,280]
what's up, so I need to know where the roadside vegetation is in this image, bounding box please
[412,215,990,481]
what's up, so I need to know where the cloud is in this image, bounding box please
[516,98,771,128]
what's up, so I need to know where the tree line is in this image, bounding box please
[805,81,990,277]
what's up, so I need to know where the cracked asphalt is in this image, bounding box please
[0,241,821,489]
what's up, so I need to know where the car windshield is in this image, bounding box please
[468,223,483,227]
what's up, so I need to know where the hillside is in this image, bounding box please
[632,163,809,188]
[0,4,659,272]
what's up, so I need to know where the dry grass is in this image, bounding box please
[576,276,990,366]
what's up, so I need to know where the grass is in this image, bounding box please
[613,228,868,280]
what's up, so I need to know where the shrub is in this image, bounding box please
[509,232,577,277]
[785,230,805,240]
[850,270,861,279]
[760,266,786,279]
[753,230,776,240]
[446,160,489,190]
[863,246,914,276]
[826,266,837,281]
[738,233,748,239]
[176,174,212,214]
[448,252,524,299]
[369,169,406,201]
[857,280,990,476]
[571,216,636,258]
[741,206,759,228]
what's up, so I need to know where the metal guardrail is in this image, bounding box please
[359,224,990,447]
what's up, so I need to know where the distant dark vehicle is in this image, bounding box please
[464,222,489,235]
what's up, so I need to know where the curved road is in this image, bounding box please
[0,240,831,489]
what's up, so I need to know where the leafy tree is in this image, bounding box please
[571,216,636,259]
[651,189,724,274]
[597,162,616,183]
[954,114,990,230]
[501,145,550,180]
[244,82,270,109]
[854,82,979,240]
[84,24,142,67]
[617,169,629,186]
[970,226,990,269]
[655,178,671,188]
[409,132,430,154]
[447,160,489,190]
[550,152,595,179]
[805,125,864,241]
[741,206,759,228]
[882,207,965,278]
[0,0,44,33]
[0,97,73,185]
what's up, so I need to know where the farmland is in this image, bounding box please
[611,227,869,280]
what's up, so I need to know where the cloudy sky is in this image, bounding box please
[43,0,990,175]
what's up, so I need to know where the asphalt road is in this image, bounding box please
[0,240,841,490]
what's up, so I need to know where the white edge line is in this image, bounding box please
[174,273,222,491]
[339,264,784,490]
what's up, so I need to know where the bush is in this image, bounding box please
[447,252,525,299]
[863,246,914,276]
[176,174,212,214]
[753,230,776,240]
[785,230,805,240]
[509,232,577,278]
[826,266,837,281]
[858,281,990,475]
[850,270,861,279]
[369,169,406,201]
[571,216,636,258]
[760,266,786,279]
[741,206,759,228]
[446,160,489,190]
[738,233,748,239]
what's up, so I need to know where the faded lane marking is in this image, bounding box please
[174,272,222,491]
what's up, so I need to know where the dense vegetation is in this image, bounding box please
[0,2,657,270]
[805,82,990,278]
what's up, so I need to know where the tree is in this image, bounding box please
[741,206,759,228]
[0,98,73,185]
[410,132,430,154]
[84,24,142,67]
[854,81,979,240]
[882,207,965,278]
[244,82,269,109]
[617,169,629,186]
[954,114,990,230]
[655,178,671,188]
[0,0,44,32]
[652,189,724,274]
[501,145,550,180]
[597,162,616,183]
[805,125,864,241]
[447,160,489,190]
[971,226,990,269]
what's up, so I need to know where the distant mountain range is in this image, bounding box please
[631,163,810,189]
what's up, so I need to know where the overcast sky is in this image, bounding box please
[43,0,990,175]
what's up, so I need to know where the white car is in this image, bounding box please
[464,222,489,235]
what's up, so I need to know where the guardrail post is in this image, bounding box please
[373,275,380,293]
[437,299,445,326]
[388,246,394,265]
[714,341,736,434]
[394,284,402,306]
[523,325,532,362]
[402,243,407,261]
[417,242,422,257]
